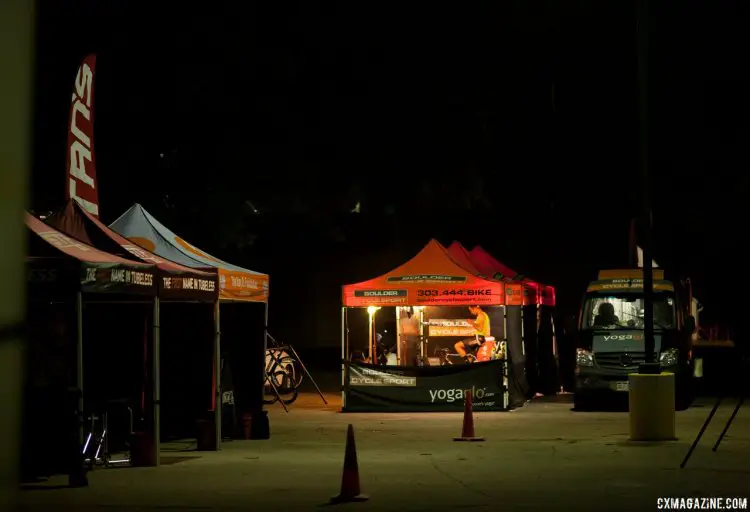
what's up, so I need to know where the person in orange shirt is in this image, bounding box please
[454,305,491,361]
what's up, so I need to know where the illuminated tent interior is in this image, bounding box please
[341,239,538,408]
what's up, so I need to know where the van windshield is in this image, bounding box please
[582,294,674,330]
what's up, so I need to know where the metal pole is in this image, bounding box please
[372,311,378,362]
[503,305,508,349]
[520,306,526,357]
[637,0,657,371]
[0,2,33,503]
[263,302,269,409]
[550,311,561,392]
[368,311,373,361]
[152,297,161,466]
[395,307,402,364]
[419,308,425,358]
[712,397,744,452]
[264,373,289,413]
[213,301,221,450]
[76,291,84,445]
[680,397,722,468]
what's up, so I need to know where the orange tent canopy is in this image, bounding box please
[342,239,506,307]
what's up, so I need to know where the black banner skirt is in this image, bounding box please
[343,359,509,412]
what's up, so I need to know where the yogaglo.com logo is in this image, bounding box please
[428,386,493,403]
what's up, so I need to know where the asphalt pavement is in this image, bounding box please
[18,392,750,511]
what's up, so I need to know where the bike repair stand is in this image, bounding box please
[680,357,747,469]
[267,333,328,406]
[285,344,328,406]
[264,373,289,413]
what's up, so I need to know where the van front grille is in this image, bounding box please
[595,352,656,370]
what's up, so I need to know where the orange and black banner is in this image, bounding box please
[343,283,506,307]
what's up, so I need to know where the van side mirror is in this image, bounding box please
[685,316,696,333]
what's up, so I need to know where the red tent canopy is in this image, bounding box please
[446,242,533,306]
[26,213,157,296]
[342,239,506,307]
[467,245,556,306]
[467,245,520,280]
[444,241,484,276]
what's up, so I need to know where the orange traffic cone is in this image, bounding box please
[331,424,369,504]
[453,392,485,442]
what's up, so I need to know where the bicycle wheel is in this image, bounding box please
[263,389,280,405]
[276,372,299,405]
[276,356,303,389]
[280,388,299,405]
[270,368,299,404]
[264,350,286,403]
[264,366,294,404]
[263,372,280,404]
[264,351,302,405]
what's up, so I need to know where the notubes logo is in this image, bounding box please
[428,386,490,403]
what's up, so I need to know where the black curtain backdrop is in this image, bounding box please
[558,314,577,392]
[522,304,539,396]
[158,302,214,440]
[537,305,558,394]
[486,306,506,347]
[505,305,529,407]
[218,302,266,426]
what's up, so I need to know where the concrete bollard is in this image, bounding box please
[628,372,676,441]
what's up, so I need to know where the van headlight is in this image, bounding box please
[576,349,594,367]
[660,348,679,367]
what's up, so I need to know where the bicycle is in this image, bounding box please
[81,398,134,469]
[435,337,506,366]
[263,348,302,405]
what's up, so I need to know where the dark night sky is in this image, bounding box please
[31,2,750,342]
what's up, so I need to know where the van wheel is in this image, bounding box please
[675,384,694,411]
[573,393,592,411]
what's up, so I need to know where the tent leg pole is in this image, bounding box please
[395,307,402,365]
[76,291,84,446]
[503,305,508,342]
[521,306,525,357]
[213,301,221,450]
[263,302,269,410]
[368,313,373,362]
[419,309,425,359]
[550,309,561,393]
[152,297,161,466]
[341,307,346,407]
